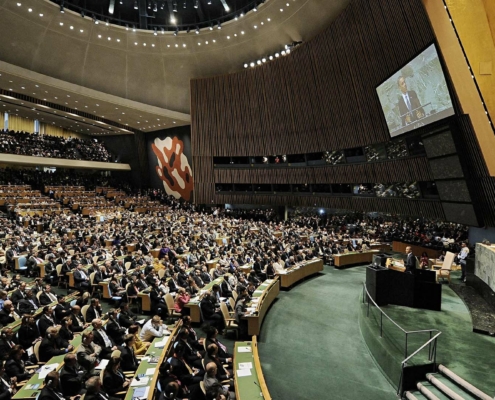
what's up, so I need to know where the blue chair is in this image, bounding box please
[17,256,28,275]
[107,285,122,305]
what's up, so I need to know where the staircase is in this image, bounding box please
[404,365,493,400]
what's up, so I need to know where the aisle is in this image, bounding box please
[258,265,397,400]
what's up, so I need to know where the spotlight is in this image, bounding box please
[244,64,248,68]
[125,24,129,30]
[153,2,158,12]
[147,1,151,9]
[253,6,257,11]
[80,10,85,17]
[134,0,138,9]
[217,22,221,29]
[154,27,158,35]
[133,25,136,31]
[105,19,109,25]
[281,50,286,55]
[161,27,165,34]
[194,0,199,8]
[160,2,165,9]
[269,55,273,60]
[60,4,64,13]
[209,24,213,30]
[170,15,177,24]
[250,62,255,67]
[172,1,177,12]
[262,58,266,62]
[174,28,178,36]
[257,60,262,65]
[184,1,187,8]
[195,26,199,34]
[207,0,212,4]
[186,27,191,33]
[235,15,238,20]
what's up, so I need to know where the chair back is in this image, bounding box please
[90,272,96,285]
[69,249,75,256]
[81,305,90,322]
[232,290,238,301]
[443,252,455,271]
[33,341,41,362]
[228,297,235,310]
[219,302,230,321]
[164,293,175,309]
[55,264,63,275]
[36,291,42,302]
[158,269,166,279]
[18,256,27,269]
[209,268,215,277]
[124,262,132,270]
[199,381,206,395]
[93,256,99,265]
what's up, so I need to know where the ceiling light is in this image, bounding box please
[17,3,21,6]
[275,53,280,57]
[227,36,230,39]
[153,2,158,12]
[257,60,261,65]
[59,22,64,26]
[59,3,64,13]
[80,29,84,33]
[280,8,283,11]
[183,1,187,8]
[154,27,158,35]
[254,25,257,29]
[253,7,257,11]
[262,58,266,62]
[241,31,244,34]
[183,43,186,47]
[70,25,74,29]
[173,28,178,36]
[134,1,138,9]
[39,13,43,17]
[267,18,271,21]
[105,19,109,26]
[244,64,248,68]
[28,8,32,12]
[172,1,177,12]
[171,16,177,24]
[195,26,200,34]
[217,22,221,29]
[281,50,286,55]
[194,0,199,8]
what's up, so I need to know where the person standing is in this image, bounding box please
[404,246,416,274]
[458,242,469,283]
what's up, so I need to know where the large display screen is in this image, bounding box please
[376,44,455,137]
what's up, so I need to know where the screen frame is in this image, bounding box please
[375,41,457,138]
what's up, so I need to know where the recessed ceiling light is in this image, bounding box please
[267,18,271,21]
[39,13,43,17]
[17,3,21,6]
[28,8,32,12]
[59,22,64,26]
[241,31,244,34]
[80,29,84,33]
[70,26,74,30]
[98,35,102,38]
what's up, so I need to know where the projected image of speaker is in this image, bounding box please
[376,43,455,138]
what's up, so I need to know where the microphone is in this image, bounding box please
[253,381,263,397]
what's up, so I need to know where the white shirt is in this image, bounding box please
[140,320,168,342]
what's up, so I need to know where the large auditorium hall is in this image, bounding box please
[0,0,495,399]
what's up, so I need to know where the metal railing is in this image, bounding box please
[361,283,442,395]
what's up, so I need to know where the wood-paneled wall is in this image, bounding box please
[214,157,433,185]
[7,115,34,133]
[191,0,446,217]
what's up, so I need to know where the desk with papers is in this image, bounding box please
[244,278,280,336]
[333,250,380,268]
[276,258,323,288]
[234,338,271,400]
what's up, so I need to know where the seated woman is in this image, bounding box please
[174,288,191,316]
[420,252,429,269]
[128,325,150,354]
[5,345,35,382]
[103,356,130,396]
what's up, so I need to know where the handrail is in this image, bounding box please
[402,332,442,366]
[362,282,440,336]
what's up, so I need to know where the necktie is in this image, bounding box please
[99,329,112,347]
[405,95,412,112]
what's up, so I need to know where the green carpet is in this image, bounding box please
[257,265,397,400]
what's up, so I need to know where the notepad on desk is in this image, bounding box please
[95,359,109,370]
[237,346,252,353]
[39,363,59,379]
[236,369,252,377]
[133,386,150,399]
[145,368,156,375]
[154,339,167,348]
[238,362,253,369]
[131,376,149,387]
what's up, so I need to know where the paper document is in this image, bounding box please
[253,290,263,295]
[238,362,253,369]
[131,377,149,387]
[266,279,274,283]
[145,368,156,375]
[133,387,149,399]
[236,369,252,377]
[26,347,34,356]
[154,340,167,348]
[237,346,252,353]
[39,364,59,379]
[95,360,109,370]
[219,297,227,301]
[136,319,146,324]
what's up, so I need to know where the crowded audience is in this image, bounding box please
[0,130,113,162]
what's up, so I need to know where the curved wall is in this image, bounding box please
[191,0,450,218]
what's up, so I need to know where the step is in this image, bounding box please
[426,374,465,400]
[416,382,449,400]
[438,364,493,400]
[432,374,478,400]
[405,390,428,400]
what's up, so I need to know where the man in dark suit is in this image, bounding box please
[397,76,425,127]
[86,299,103,322]
[39,327,74,362]
[120,334,139,371]
[200,266,212,284]
[91,319,118,359]
[59,353,86,397]
[38,306,57,337]
[0,301,17,327]
[0,328,17,357]
[39,285,58,305]
[43,256,57,284]
[150,283,168,319]
[18,288,40,314]
[73,264,90,291]
[105,310,125,346]
[10,282,27,306]
[117,303,137,328]
[70,306,89,333]
[404,246,416,274]
[54,296,71,323]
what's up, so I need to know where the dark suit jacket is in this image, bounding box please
[103,369,126,395]
[106,320,125,345]
[5,359,30,381]
[54,303,71,323]
[398,90,425,126]
[0,338,17,360]
[118,311,136,328]
[59,365,85,396]
[39,292,57,306]
[405,252,416,272]
[18,297,39,315]
[70,313,85,332]
[92,329,116,349]
[10,289,26,305]
[38,315,56,337]
[120,346,138,371]
[18,325,39,349]
[86,306,102,323]
[39,337,67,362]
[38,387,66,400]
[0,310,15,327]
[73,270,89,288]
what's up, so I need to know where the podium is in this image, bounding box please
[366,266,442,311]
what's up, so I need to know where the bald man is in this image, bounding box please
[0,300,18,326]
[203,362,236,400]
